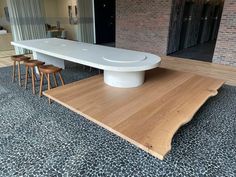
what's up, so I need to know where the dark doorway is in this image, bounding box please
[198,2,214,44]
[179,1,194,50]
[198,2,209,44]
[94,0,115,45]
[210,5,222,40]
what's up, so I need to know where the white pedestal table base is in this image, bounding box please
[104,70,145,88]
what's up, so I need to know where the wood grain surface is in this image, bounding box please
[44,68,224,160]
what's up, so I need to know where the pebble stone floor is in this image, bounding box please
[0,66,235,177]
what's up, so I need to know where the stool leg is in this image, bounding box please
[12,61,16,82]
[44,74,48,81]
[58,72,65,86]
[47,74,51,104]
[36,66,41,81]
[17,61,21,86]
[31,67,35,94]
[25,66,29,89]
[33,70,37,81]
[53,73,58,87]
[39,73,44,97]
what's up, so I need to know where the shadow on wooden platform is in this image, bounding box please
[44,68,224,160]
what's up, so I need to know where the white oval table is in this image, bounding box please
[11,38,161,88]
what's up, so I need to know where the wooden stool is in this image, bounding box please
[24,60,45,94]
[39,65,65,104]
[11,55,31,86]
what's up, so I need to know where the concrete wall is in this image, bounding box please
[213,0,236,66]
[116,0,172,55]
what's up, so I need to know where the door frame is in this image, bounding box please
[92,0,96,44]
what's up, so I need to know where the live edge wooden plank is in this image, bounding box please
[44,68,224,160]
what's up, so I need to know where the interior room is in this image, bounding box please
[0,0,235,176]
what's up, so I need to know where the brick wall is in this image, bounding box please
[116,0,172,55]
[213,0,236,66]
[116,0,236,67]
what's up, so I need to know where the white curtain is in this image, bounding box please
[7,0,46,53]
[77,0,95,43]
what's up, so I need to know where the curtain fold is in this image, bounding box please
[7,0,46,54]
[77,0,95,43]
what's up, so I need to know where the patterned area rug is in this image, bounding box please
[0,66,235,177]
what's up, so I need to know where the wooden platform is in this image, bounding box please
[44,68,224,160]
[161,56,236,86]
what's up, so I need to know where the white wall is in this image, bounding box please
[0,0,11,32]
[44,0,80,41]
[43,0,59,26]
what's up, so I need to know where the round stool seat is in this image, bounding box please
[11,54,24,59]
[12,55,31,62]
[24,60,45,67]
[39,65,62,74]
